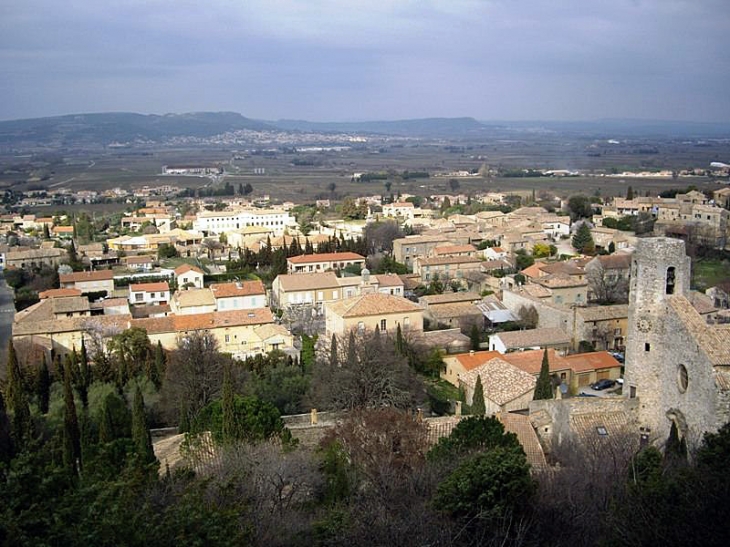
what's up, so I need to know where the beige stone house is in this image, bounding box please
[59,269,115,296]
[169,288,216,315]
[324,292,424,337]
[460,357,537,414]
[287,252,365,274]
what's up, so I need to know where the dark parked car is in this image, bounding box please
[590,379,616,390]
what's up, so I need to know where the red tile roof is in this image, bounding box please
[210,280,265,298]
[288,252,365,264]
[130,281,170,292]
[39,288,82,299]
[500,349,571,375]
[174,264,204,275]
[59,270,114,283]
[563,351,621,373]
[453,350,502,372]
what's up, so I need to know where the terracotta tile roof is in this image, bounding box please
[428,302,483,321]
[60,270,114,283]
[420,292,482,306]
[462,358,536,406]
[52,296,90,314]
[130,281,170,292]
[210,280,265,298]
[493,327,571,350]
[13,313,133,336]
[577,305,628,322]
[174,263,204,275]
[520,284,553,299]
[668,295,730,365]
[540,261,585,276]
[39,288,82,299]
[275,272,340,291]
[253,323,290,341]
[451,350,502,372]
[326,293,423,318]
[595,253,632,270]
[563,351,621,373]
[173,288,215,307]
[497,412,548,469]
[125,255,155,265]
[102,298,129,308]
[501,349,571,375]
[535,273,587,289]
[288,252,364,264]
[373,274,404,287]
[133,308,274,334]
[416,255,481,267]
[432,244,477,256]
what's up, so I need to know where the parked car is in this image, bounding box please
[610,352,625,363]
[590,379,616,390]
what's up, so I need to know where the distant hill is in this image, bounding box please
[271,117,497,137]
[0,111,273,147]
[489,119,730,138]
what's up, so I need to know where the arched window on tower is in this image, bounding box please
[666,266,676,295]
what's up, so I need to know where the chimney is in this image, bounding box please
[469,350,475,356]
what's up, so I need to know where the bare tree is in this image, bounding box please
[308,329,425,411]
[517,305,539,329]
[586,260,629,304]
[160,331,231,424]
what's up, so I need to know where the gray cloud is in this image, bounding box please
[1,0,729,121]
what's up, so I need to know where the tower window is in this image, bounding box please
[678,364,688,393]
[666,266,676,294]
[645,343,650,352]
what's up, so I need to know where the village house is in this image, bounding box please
[488,327,571,354]
[392,234,451,269]
[59,269,115,296]
[418,292,484,333]
[460,357,537,414]
[210,280,267,311]
[287,252,365,274]
[169,288,216,315]
[128,281,170,307]
[413,255,483,285]
[174,264,205,289]
[324,292,424,338]
[4,247,67,270]
[271,272,342,315]
[124,255,156,272]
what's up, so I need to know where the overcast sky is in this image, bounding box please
[2,0,729,122]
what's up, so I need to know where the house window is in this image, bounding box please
[404,317,410,327]
[225,334,230,343]
[380,319,387,331]
[358,321,365,333]
[614,328,622,335]
[135,293,143,302]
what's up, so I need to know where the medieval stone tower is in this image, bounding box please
[624,237,699,446]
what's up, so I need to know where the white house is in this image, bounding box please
[175,264,205,289]
[129,281,171,307]
[210,280,267,311]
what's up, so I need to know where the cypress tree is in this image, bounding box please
[221,364,237,443]
[0,390,13,464]
[470,323,481,351]
[36,354,51,414]
[395,324,404,355]
[98,394,115,444]
[347,331,357,366]
[471,375,486,416]
[6,341,32,450]
[534,349,554,400]
[62,360,82,476]
[626,185,634,200]
[147,340,165,391]
[77,340,91,409]
[178,399,190,433]
[131,385,156,464]
[330,334,338,367]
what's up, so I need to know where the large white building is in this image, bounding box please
[193,208,296,236]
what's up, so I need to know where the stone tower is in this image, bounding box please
[624,237,693,446]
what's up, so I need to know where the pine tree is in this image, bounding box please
[330,334,338,367]
[572,222,595,254]
[36,354,51,414]
[534,348,554,400]
[470,323,481,351]
[0,390,13,464]
[221,364,237,443]
[62,360,82,476]
[132,385,156,465]
[471,375,486,416]
[6,341,32,450]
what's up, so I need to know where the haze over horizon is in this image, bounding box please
[2,1,729,124]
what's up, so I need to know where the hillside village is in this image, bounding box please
[2,184,730,544]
